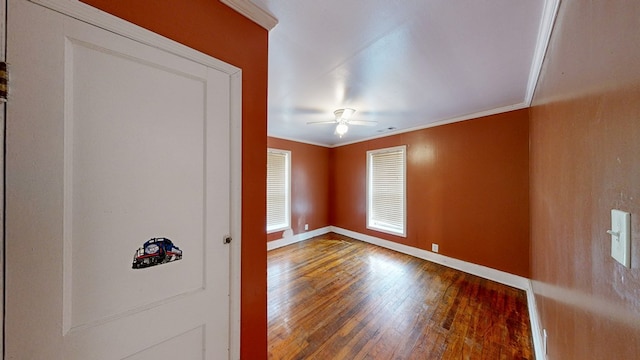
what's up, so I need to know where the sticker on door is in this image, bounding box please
[132,237,183,269]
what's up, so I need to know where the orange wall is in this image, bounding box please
[79,1,269,358]
[530,0,640,358]
[267,137,331,241]
[331,110,530,277]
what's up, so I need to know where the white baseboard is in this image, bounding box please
[329,226,543,358]
[526,280,545,360]
[330,226,530,290]
[267,226,543,358]
[267,226,331,251]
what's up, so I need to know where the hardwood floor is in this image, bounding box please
[268,233,533,360]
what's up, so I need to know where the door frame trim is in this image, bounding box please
[0,0,5,357]
[24,1,242,358]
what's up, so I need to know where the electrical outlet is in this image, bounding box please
[304,224,309,231]
[431,243,439,253]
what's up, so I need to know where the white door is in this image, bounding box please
[6,0,238,358]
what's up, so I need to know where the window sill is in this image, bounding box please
[367,224,406,238]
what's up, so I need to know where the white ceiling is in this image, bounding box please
[253,0,558,147]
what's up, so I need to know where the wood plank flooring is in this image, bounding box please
[268,233,533,360]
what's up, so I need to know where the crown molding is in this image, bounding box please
[330,102,529,148]
[267,134,331,148]
[221,0,278,31]
[525,0,561,105]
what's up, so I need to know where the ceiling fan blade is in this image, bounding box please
[306,120,337,125]
[349,120,378,126]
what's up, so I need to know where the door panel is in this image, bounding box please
[67,25,208,331]
[6,0,232,358]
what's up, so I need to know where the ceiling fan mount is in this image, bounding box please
[334,108,356,120]
[307,108,377,138]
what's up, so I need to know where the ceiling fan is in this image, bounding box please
[306,108,377,138]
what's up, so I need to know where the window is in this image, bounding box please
[267,148,291,233]
[367,145,406,237]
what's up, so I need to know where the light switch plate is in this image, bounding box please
[610,209,631,268]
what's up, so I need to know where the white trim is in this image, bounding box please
[280,102,528,149]
[267,134,331,149]
[366,146,407,237]
[265,1,560,149]
[525,0,560,105]
[329,226,545,357]
[266,148,291,233]
[334,102,528,148]
[270,226,544,357]
[29,0,241,76]
[0,0,5,356]
[25,1,243,357]
[526,280,546,360]
[330,227,530,290]
[228,70,242,360]
[221,0,278,31]
[267,226,331,251]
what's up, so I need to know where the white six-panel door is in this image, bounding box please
[6,0,239,358]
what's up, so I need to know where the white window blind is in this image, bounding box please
[267,149,291,232]
[367,145,406,236]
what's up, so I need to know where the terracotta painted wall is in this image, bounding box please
[529,0,640,358]
[267,137,331,242]
[331,110,530,277]
[79,1,269,358]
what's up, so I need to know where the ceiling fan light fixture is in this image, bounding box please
[336,122,349,137]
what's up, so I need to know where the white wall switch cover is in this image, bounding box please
[609,209,631,268]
